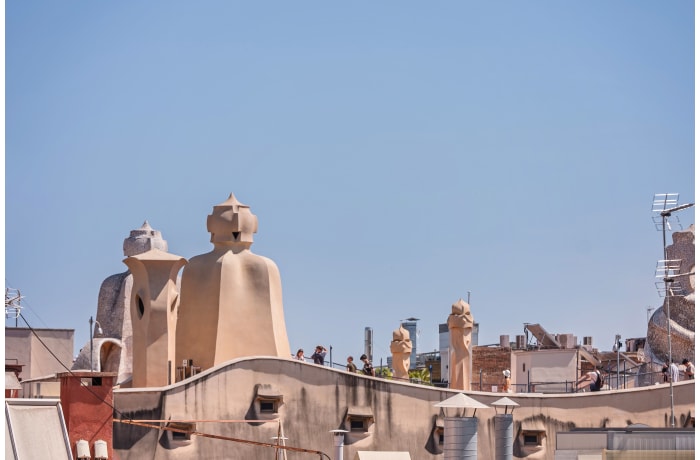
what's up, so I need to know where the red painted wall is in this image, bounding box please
[59,372,116,460]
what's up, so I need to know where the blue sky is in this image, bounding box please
[5,2,694,367]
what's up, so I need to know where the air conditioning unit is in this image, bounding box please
[558,334,576,349]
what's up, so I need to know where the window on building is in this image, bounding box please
[348,416,371,432]
[168,421,195,442]
[259,399,277,413]
[346,406,374,434]
[522,431,544,446]
[255,384,283,416]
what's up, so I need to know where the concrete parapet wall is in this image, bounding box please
[113,357,695,460]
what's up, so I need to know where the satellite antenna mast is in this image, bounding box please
[5,288,23,328]
[651,193,694,428]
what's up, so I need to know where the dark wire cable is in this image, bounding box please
[19,312,333,459]
[19,312,133,421]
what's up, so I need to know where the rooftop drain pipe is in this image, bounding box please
[491,397,519,460]
[434,393,488,460]
[329,429,348,460]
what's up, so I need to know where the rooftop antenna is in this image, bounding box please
[651,193,694,428]
[5,288,23,328]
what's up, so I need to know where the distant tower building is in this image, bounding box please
[401,318,419,369]
[439,323,449,382]
[364,327,373,362]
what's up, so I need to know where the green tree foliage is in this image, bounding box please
[376,367,393,379]
[409,368,432,385]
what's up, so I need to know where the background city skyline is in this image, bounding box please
[5,2,694,367]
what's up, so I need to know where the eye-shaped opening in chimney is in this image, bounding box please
[136,295,145,319]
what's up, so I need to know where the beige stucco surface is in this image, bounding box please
[5,328,74,382]
[124,249,187,387]
[112,356,694,460]
[175,194,291,370]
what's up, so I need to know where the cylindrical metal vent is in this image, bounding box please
[494,414,513,460]
[332,432,345,460]
[329,430,348,460]
[515,335,526,349]
[500,335,510,348]
[443,417,478,459]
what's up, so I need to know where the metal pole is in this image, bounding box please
[329,345,332,367]
[663,213,675,427]
[89,316,94,372]
[616,334,621,390]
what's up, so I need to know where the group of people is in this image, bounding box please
[573,357,695,392]
[346,354,375,376]
[662,358,694,383]
[293,346,376,376]
[294,346,327,364]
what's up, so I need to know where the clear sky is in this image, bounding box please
[5,2,695,368]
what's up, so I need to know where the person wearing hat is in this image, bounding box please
[502,369,512,393]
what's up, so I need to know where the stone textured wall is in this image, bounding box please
[72,272,133,383]
[645,225,695,368]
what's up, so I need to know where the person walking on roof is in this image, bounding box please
[346,356,357,373]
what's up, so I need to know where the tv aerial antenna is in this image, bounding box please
[5,287,23,327]
[650,193,694,428]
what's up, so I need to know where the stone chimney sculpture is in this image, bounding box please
[448,298,474,391]
[643,224,695,382]
[124,248,186,387]
[390,325,413,380]
[72,221,170,384]
[175,194,291,371]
